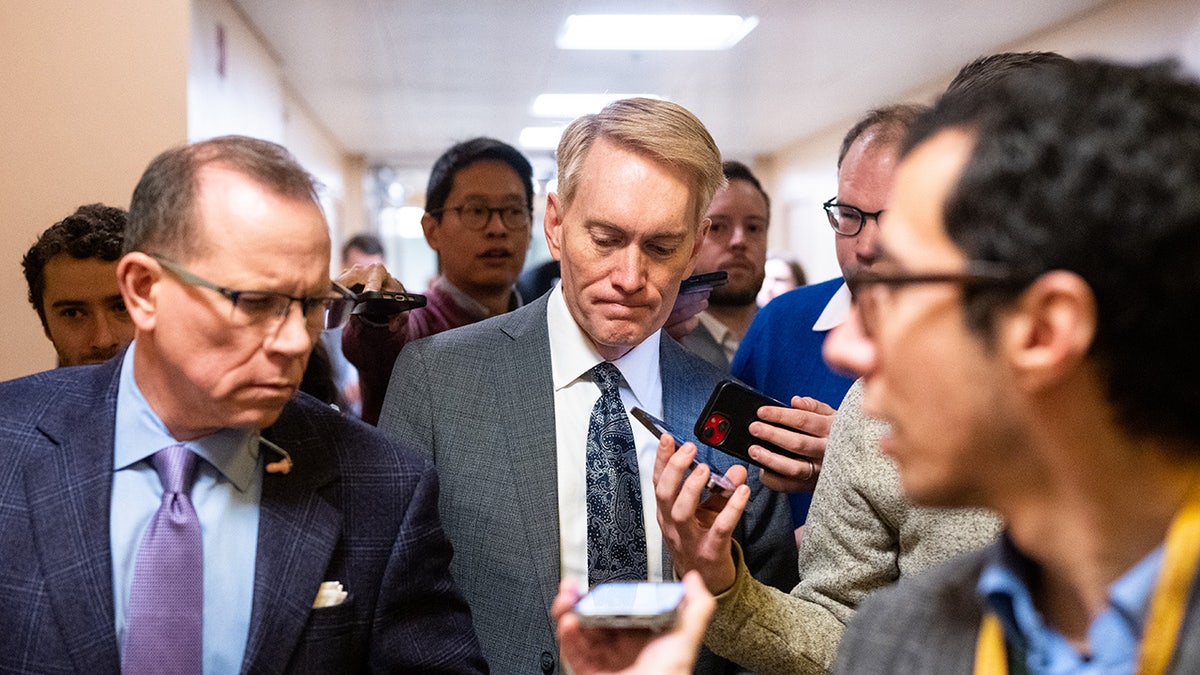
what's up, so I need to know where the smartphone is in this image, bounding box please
[573,581,684,631]
[630,407,735,503]
[348,287,427,316]
[678,270,728,294]
[693,379,807,468]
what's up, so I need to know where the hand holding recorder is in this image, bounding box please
[334,262,426,328]
[631,408,734,518]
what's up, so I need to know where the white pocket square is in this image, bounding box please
[313,580,348,608]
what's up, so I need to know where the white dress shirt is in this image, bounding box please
[546,283,667,588]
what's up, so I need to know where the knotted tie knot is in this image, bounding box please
[151,444,198,496]
[591,361,623,398]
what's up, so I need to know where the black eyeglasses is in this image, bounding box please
[154,257,356,331]
[427,201,532,231]
[845,261,1023,337]
[823,197,884,237]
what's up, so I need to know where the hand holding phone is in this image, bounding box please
[572,581,684,631]
[678,270,728,294]
[348,283,427,317]
[693,379,808,468]
[554,572,714,674]
[631,407,735,509]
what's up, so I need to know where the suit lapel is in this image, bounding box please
[495,298,563,620]
[240,404,341,675]
[660,336,709,448]
[25,362,123,671]
[659,336,719,579]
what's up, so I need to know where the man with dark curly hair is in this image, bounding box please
[830,57,1200,673]
[22,203,133,366]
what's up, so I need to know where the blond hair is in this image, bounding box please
[555,97,724,225]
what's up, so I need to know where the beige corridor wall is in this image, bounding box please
[0,0,190,380]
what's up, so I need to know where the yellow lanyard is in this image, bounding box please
[974,486,1200,675]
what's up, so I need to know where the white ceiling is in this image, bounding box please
[230,0,1112,170]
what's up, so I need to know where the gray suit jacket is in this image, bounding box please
[834,539,1200,673]
[0,356,485,674]
[679,321,732,372]
[380,293,798,675]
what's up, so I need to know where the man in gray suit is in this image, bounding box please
[822,59,1200,672]
[380,97,798,674]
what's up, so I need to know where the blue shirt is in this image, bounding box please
[978,535,1164,674]
[111,342,262,674]
[731,277,856,524]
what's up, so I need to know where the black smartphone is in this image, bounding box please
[693,379,806,468]
[573,581,684,631]
[631,407,734,502]
[678,270,728,294]
[348,284,427,316]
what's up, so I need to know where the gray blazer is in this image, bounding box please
[380,293,798,674]
[679,321,731,372]
[834,540,1200,673]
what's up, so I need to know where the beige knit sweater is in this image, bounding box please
[703,379,1002,674]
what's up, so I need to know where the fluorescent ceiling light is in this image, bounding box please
[520,126,568,150]
[558,14,758,51]
[531,93,662,118]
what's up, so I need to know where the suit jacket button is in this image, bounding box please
[541,651,555,672]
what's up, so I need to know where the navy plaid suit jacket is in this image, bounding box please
[0,355,486,674]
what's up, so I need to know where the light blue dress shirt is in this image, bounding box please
[111,342,262,675]
[978,534,1164,674]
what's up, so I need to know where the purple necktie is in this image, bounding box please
[123,445,203,675]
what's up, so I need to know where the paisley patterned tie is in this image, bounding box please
[585,362,648,587]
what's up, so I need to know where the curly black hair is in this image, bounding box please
[22,203,127,328]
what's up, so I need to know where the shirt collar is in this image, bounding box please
[433,275,523,317]
[114,340,260,492]
[812,281,851,332]
[547,283,661,407]
[696,310,734,344]
[978,533,1164,659]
